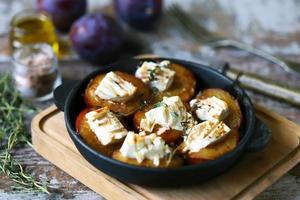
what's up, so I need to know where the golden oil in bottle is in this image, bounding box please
[9,9,59,57]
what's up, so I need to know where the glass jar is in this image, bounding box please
[9,9,59,56]
[12,43,61,101]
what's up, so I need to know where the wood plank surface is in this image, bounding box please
[31,105,300,200]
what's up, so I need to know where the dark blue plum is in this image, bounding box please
[114,0,162,30]
[70,13,124,65]
[37,0,87,32]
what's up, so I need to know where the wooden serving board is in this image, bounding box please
[31,105,300,200]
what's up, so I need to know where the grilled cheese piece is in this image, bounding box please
[140,96,195,134]
[135,60,175,92]
[183,120,231,152]
[120,132,171,166]
[86,107,128,145]
[95,72,137,102]
[190,96,229,122]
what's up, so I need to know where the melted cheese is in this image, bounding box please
[135,60,175,92]
[190,96,229,122]
[183,120,231,152]
[86,107,128,145]
[140,96,195,134]
[95,72,137,102]
[120,132,171,166]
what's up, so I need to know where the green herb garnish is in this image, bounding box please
[151,87,159,95]
[170,111,179,118]
[153,102,168,108]
[0,73,49,193]
[148,66,160,81]
[180,121,190,133]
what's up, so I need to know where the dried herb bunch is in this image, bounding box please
[0,73,49,193]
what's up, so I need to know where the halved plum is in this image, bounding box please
[84,71,152,116]
[151,62,197,102]
[112,150,183,168]
[133,101,191,144]
[183,130,239,164]
[197,88,242,130]
[75,108,125,156]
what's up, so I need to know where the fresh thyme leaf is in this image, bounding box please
[170,111,179,118]
[0,73,49,193]
[153,102,168,108]
[139,99,147,107]
[151,87,159,95]
[148,66,160,81]
[180,121,190,133]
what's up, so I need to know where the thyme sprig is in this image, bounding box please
[0,73,49,193]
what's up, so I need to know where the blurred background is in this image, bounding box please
[0,0,299,117]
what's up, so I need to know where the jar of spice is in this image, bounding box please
[11,43,61,101]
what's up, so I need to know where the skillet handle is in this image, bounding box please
[246,117,271,152]
[53,80,78,112]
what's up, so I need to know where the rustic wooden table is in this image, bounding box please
[0,0,299,199]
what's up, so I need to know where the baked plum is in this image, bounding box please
[156,62,196,102]
[84,71,151,116]
[112,132,183,168]
[197,88,242,130]
[183,130,239,164]
[75,108,126,156]
[135,61,196,102]
[112,150,183,168]
[133,96,195,144]
[134,105,184,144]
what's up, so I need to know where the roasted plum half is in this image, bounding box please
[84,71,151,116]
[133,106,183,144]
[197,88,242,130]
[75,108,127,156]
[156,62,196,102]
[133,97,193,144]
[112,150,183,168]
[182,130,239,164]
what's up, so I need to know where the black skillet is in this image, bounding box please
[53,57,271,186]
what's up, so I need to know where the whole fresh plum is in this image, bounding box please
[36,0,87,32]
[70,13,124,65]
[114,0,162,30]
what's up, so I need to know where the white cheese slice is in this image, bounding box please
[120,132,171,166]
[183,120,231,152]
[135,60,175,92]
[94,72,137,102]
[86,107,128,146]
[190,96,229,122]
[140,96,195,134]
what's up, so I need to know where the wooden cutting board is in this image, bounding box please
[31,105,300,200]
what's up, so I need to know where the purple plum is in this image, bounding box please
[37,0,87,32]
[114,0,163,30]
[70,13,124,65]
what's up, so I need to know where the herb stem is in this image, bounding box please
[0,73,49,193]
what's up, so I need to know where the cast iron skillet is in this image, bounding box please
[53,57,271,186]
